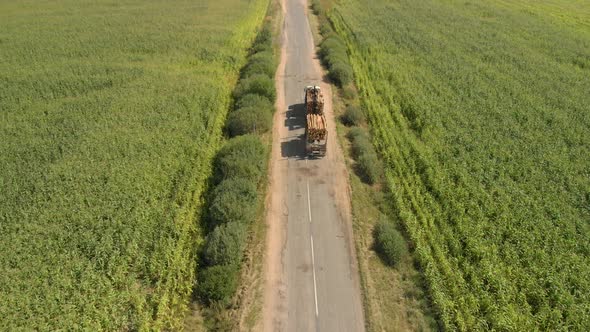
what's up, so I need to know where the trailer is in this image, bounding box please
[305,113,327,157]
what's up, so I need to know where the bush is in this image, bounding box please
[356,150,381,184]
[350,132,372,159]
[235,93,273,111]
[310,0,323,16]
[324,50,349,68]
[341,85,358,100]
[341,104,364,126]
[252,25,272,53]
[252,42,272,54]
[209,178,258,227]
[329,60,353,87]
[241,51,275,78]
[226,106,273,136]
[203,222,247,266]
[347,126,368,141]
[198,264,239,305]
[319,36,346,59]
[320,22,333,37]
[348,128,381,183]
[374,218,408,267]
[233,74,276,102]
[214,135,267,184]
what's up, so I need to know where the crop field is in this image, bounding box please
[329,0,590,330]
[0,0,268,329]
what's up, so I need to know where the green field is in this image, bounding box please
[329,0,590,330]
[0,0,268,329]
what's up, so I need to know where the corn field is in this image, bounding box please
[0,0,268,329]
[329,0,590,330]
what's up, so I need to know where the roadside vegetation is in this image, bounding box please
[0,0,268,330]
[309,1,436,331]
[311,0,353,88]
[329,0,590,330]
[312,0,381,186]
[197,7,277,330]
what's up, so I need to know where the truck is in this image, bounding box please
[304,86,327,157]
[305,85,324,115]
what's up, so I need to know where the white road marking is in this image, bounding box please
[310,235,319,318]
[307,181,312,223]
[307,178,319,318]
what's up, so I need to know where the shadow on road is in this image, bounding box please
[281,103,307,159]
[285,103,305,130]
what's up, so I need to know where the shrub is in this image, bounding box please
[350,132,372,159]
[252,42,272,54]
[241,51,275,78]
[341,85,358,100]
[209,178,258,227]
[252,25,272,53]
[320,22,333,37]
[318,36,353,87]
[329,60,353,86]
[233,74,276,102]
[347,126,368,141]
[319,36,346,59]
[374,218,408,267]
[324,50,349,68]
[203,222,247,266]
[198,264,239,305]
[235,93,273,111]
[341,104,364,126]
[348,127,381,183]
[226,106,272,136]
[214,135,267,184]
[356,151,381,184]
[310,0,323,16]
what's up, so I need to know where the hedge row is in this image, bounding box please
[316,14,353,87]
[199,20,276,306]
[199,135,267,305]
[227,25,276,138]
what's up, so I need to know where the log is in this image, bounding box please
[306,113,327,141]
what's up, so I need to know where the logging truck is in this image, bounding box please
[304,86,327,157]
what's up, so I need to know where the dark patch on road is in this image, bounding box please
[296,166,318,177]
[298,263,311,272]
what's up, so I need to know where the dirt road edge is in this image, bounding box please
[261,0,288,330]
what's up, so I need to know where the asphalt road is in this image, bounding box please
[265,0,365,330]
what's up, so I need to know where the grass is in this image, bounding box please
[329,0,590,330]
[348,173,437,332]
[333,73,437,332]
[0,0,268,330]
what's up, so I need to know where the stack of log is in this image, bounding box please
[306,113,327,141]
[306,87,324,114]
